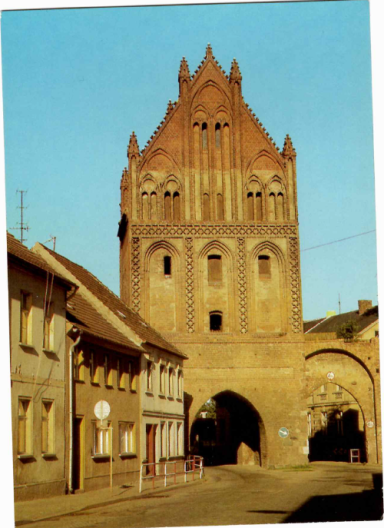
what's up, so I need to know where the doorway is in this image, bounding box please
[146,424,157,475]
[73,416,84,490]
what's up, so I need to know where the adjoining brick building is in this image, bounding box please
[118,45,381,468]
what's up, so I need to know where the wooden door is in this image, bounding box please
[146,424,157,475]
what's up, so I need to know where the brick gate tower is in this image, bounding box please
[119,45,309,467]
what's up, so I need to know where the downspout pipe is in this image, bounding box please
[69,328,82,494]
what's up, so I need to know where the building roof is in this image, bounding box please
[7,232,75,289]
[66,292,141,352]
[305,306,378,335]
[39,245,186,358]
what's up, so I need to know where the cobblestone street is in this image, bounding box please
[15,462,383,527]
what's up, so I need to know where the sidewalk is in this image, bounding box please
[14,474,206,526]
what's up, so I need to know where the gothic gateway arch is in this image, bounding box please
[119,45,312,467]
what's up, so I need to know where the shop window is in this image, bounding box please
[210,311,223,332]
[18,398,32,455]
[41,400,54,455]
[208,255,222,284]
[119,422,135,454]
[20,291,32,345]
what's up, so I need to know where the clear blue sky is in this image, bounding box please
[1,0,378,320]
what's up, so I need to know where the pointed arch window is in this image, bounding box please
[217,194,224,221]
[276,192,284,220]
[142,192,149,220]
[247,192,254,220]
[164,192,171,221]
[203,193,210,221]
[202,123,208,150]
[258,255,271,278]
[215,123,221,148]
[268,192,276,221]
[150,192,157,220]
[173,192,180,221]
[208,255,222,284]
[256,192,262,221]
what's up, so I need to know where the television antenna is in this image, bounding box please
[10,189,29,244]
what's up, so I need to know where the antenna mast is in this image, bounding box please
[338,293,341,315]
[10,190,29,244]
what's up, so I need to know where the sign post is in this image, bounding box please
[94,400,112,490]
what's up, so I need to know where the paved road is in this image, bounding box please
[21,463,383,527]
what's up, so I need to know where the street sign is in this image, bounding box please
[278,427,289,438]
[94,400,110,421]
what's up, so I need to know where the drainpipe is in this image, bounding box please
[69,328,82,493]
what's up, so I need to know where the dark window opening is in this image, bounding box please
[210,312,223,332]
[164,256,172,277]
[202,123,208,150]
[203,193,210,221]
[164,191,171,221]
[215,123,221,148]
[258,255,271,278]
[208,255,222,284]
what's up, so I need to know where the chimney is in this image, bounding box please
[358,300,372,315]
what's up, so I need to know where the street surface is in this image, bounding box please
[16,462,383,527]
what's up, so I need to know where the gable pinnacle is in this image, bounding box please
[230,58,242,83]
[128,131,140,158]
[178,57,190,81]
[205,43,213,59]
[282,134,296,156]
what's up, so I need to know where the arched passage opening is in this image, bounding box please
[190,391,266,467]
[307,382,366,462]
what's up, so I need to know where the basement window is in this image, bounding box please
[164,256,172,277]
[210,312,223,332]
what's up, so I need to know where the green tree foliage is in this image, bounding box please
[337,320,359,341]
[196,398,216,419]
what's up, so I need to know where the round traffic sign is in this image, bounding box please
[278,427,289,438]
[94,400,111,420]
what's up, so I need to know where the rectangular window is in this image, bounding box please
[177,370,183,398]
[160,422,166,458]
[117,358,125,389]
[119,422,135,454]
[93,421,111,455]
[43,302,54,351]
[168,422,174,457]
[128,361,137,391]
[146,361,153,392]
[176,422,183,456]
[73,349,85,381]
[160,365,165,394]
[104,354,112,386]
[20,292,32,344]
[208,255,222,284]
[41,400,54,454]
[18,398,32,455]
[258,255,271,278]
[90,351,99,384]
[168,368,174,396]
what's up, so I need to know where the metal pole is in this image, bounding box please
[110,426,113,490]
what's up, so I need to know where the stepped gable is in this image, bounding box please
[7,232,74,288]
[41,245,186,357]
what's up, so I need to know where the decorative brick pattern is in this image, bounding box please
[131,237,141,313]
[131,224,297,237]
[289,236,302,333]
[237,237,248,334]
[185,237,195,333]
